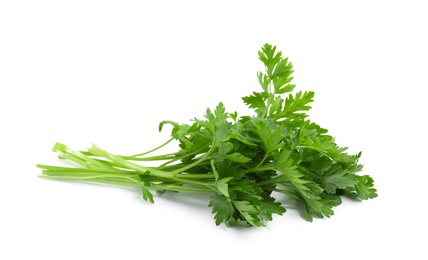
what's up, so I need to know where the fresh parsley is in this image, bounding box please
[37,44,377,227]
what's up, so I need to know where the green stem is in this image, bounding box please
[158,158,212,172]
[245,164,274,173]
[40,173,215,194]
[38,163,215,181]
[36,164,131,174]
[40,169,215,191]
[53,143,114,171]
[159,158,180,168]
[39,174,140,186]
[256,174,287,186]
[87,145,177,178]
[254,153,270,169]
[130,138,174,157]
[170,148,214,175]
[172,173,215,180]
[158,145,210,168]
[120,153,176,161]
[168,177,215,187]
[261,81,273,119]
[88,145,216,183]
[42,143,218,193]
[151,184,213,193]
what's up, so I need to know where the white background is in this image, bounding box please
[1,0,427,259]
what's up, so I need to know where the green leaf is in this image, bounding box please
[213,161,246,180]
[233,200,257,213]
[229,121,258,146]
[141,186,154,204]
[158,120,179,132]
[233,200,264,227]
[213,123,231,142]
[228,111,238,122]
[209,195,234,226]
[254,119,284,153]
[230,179,257,194]
[259,197,286,221]
[268,96,284,118]
[322,169,359,194]
[242,91,268,116]
[227,217,251,227]
[272,58,293,78]
[159,121,200,141]
[258,43,282,76]
[216,141,233,157]
[274,150,332,220]
[214,102,228,124]
[257,72,269,92]
[354,175,378,200]
[271,59,295,94]
[217,177,233,197]
[276,91,314,120]
[224,152,251,163]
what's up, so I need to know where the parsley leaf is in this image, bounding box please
[209,195,235,226]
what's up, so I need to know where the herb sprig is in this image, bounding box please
[38,44,377,227]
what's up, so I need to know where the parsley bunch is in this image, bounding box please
[38,44,377,227]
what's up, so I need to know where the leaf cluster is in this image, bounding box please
[38,44,377,227]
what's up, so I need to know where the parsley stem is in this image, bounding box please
[261,81,274,118]
[130,138,174,157]
[245,165,274,173]
[158,145,210,168]
[40,174,139,182]
[170,147,214,175]
[169,173,215,180]
[41,174,214,194]
[120,153,176,161]
[256,175,287,186]
[157,161,211,172]
[37,164,132,174]
[40,175,141,187]
[88,145,178,179]
[151,184,213,193]
[254,153,270,169]
[53,142,114,171]
[39,166,216,191]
